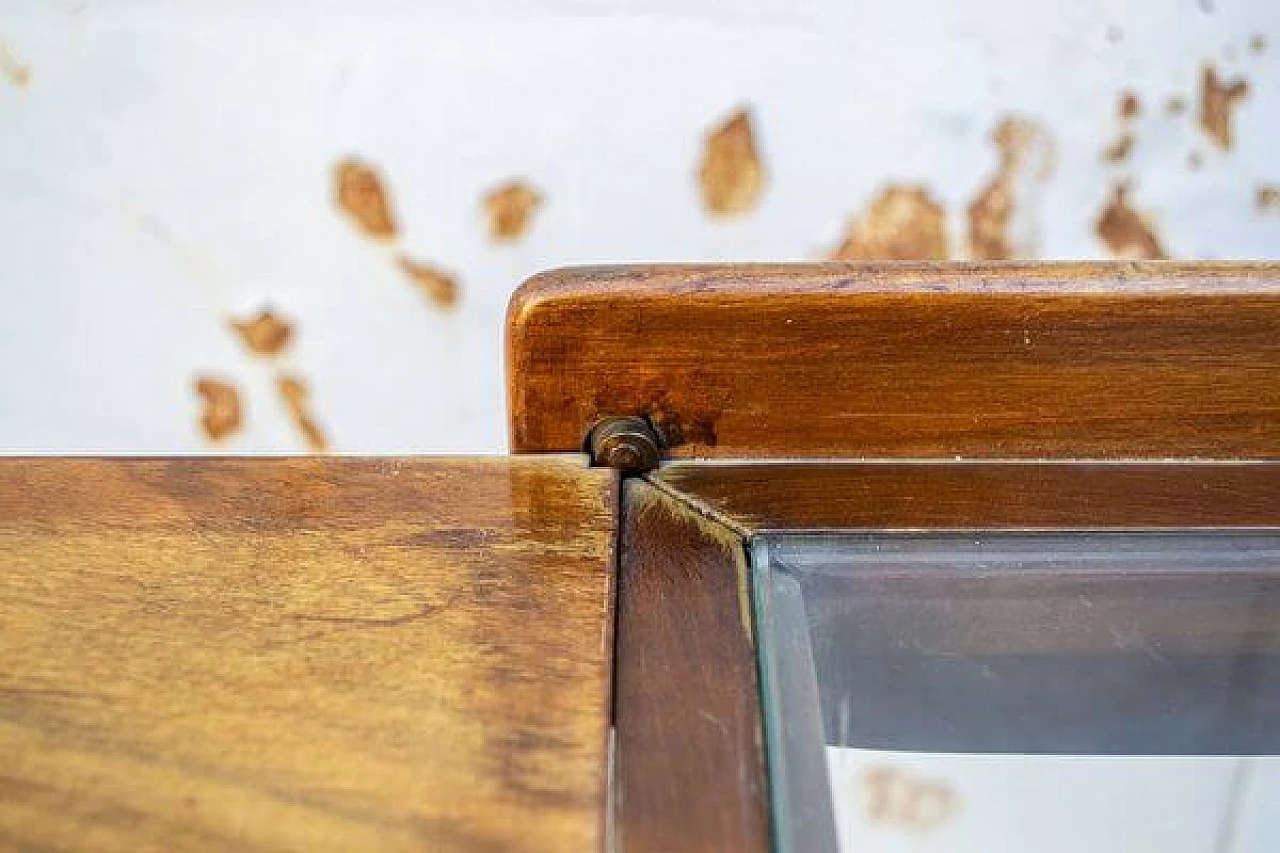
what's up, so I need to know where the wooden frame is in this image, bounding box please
[613,460,1280,852]
[653,460,1280,533]
[6,457,1276,850]
[507,262,1280,460]
[613,479,770,853]
[505,263,1280,850]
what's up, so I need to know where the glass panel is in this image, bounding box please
[751,532,1280,853]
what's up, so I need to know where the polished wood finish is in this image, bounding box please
[507,262,1280,459]
[613,479,770,853]
[0,457,617,853]
[654,461,1280,534]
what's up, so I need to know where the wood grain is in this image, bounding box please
[506,262,1280,459]
[613,479,770,853]
[654,461,1280,534]
[0,456,616,853]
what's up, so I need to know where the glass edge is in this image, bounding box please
[751,538,840,853]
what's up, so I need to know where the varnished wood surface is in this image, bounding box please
[507,262,1280,459]
[0,457,617,852]
[654,461,1280,534]
[613,480,770,853]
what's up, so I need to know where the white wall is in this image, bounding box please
[828,749,1280,853]
[1,0,1277,453]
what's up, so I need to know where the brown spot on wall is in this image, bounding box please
[483,180,543,243]
[698,107,766,217]
[1250,34,1267,55]
[1102,93,1141,164]
[1102,133,1135,163]
[276,374,330,453]
[195,377,243,442]
[828,185,949,261]
[1166,95,1187,117]
[967,116,1055,260]
[231,308,294,356]
[0,42,30,88]
[1199,65,1249,149]
[1118,91,1141,120]
[1096,182,1167,259]
[334,159,398,240]
[1257,185,1280,215]
[396,254,459,308]
[969,178,1013,260]
[861,764,959,832]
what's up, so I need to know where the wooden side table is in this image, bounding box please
[3,262,1278,851]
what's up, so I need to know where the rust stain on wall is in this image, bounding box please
[276,374,330,453]
[1096,182,1167,259]
[698,107,765,217]
[195,377,243,442]
[1118,91,1141,120]
[1257,185,1280,215]
[334,159,399,240]
[0,42,30,88]
[1199,65,1249,149]
[483,180,543,243]
[1102,90,1143,164]
[967,116,1055,260]
[861,764,960,832]
[396,254,459,308]
[828,185,949,261]
[1102,133,1135,163]
[231,308,294,356]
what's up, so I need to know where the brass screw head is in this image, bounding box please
[589,416,663,472]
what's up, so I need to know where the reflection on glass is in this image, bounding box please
[751,533,1280,853]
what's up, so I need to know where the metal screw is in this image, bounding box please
[588,416,663,472]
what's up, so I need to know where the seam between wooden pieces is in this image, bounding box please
[642,471,757,541]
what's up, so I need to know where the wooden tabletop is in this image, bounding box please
[0,456,617,852]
